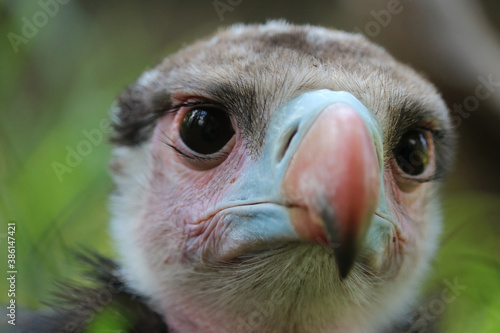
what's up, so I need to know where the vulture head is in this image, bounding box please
[109,21,455,333]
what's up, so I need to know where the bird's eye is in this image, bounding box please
[180,107,235,155]
[393,130,430,176]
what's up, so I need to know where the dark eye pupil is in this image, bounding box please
[394,130,430,176]
[180,108,235,155]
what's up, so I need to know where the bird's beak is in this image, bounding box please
[281,103,380,278]
[213,90,389,279]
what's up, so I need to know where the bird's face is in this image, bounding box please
[109,22,455,333]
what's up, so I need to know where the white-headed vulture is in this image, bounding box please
[22,21,455,333]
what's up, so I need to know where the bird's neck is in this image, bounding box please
[161,306,383,333]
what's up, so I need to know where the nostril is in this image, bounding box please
[277,127,298,162]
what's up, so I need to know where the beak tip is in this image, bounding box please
[332,242,357,280]
[321,205,358,280]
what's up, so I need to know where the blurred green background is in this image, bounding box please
[1,0,500,332]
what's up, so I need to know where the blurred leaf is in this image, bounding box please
[427,193,500,333]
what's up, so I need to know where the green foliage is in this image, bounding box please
[433,194,500,332]
[84,306,132,333]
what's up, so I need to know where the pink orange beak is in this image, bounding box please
[282,103,380,278]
